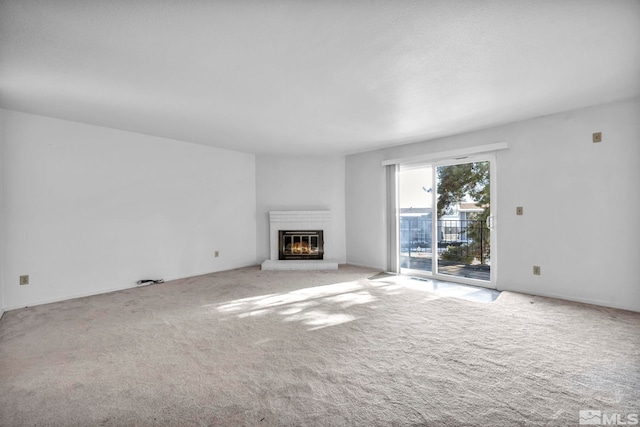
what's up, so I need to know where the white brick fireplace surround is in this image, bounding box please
[261,210,339,270]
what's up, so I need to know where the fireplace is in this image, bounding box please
[278,230,324,260]
[262,211,336,270]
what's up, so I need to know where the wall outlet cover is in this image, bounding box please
[593,132,602,143]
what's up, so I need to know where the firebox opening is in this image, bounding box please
[279,230,324,260]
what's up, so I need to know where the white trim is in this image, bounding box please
[346,261,385,270]
[4,284,138,311]
[501,288,640,313]
[396,154,498,289]
[489,155,498,286]
[382,142,508,166]
[2,263,259,312]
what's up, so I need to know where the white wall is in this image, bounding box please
[1,110,256,310]
[256,155,346,263]
[346,97,640,312]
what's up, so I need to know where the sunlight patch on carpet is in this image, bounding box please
[210,280,377,330]
[368,273,500,303]
[282,310,357,330]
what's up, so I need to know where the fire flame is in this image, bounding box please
[287,242,317,254]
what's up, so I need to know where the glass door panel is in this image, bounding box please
[435,161,491,282]
[398,166,434,273]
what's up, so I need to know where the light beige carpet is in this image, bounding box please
[1,265,638,426]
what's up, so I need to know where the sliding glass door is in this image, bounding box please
[399,156,495,287]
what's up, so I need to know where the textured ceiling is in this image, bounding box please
[1,1,639,155]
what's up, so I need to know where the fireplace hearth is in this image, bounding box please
[278,230,324,260]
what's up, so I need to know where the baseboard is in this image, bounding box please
[502,286,640,313]
[3,263,262,313]
[0,308,5,322]
[8,267,633,314]
[4,283,138,312]
[344,261,384,270]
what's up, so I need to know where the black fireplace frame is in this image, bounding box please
[278,230,324,260]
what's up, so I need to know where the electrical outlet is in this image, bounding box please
[533,266,541,275]
[516,206,523,215]
[215,251,219,258]
[20,275,29,285]
[592,132,602,143]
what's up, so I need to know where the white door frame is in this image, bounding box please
[399,153,497,289]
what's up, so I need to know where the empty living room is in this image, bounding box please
[1,1,639,426]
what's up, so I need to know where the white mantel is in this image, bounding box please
[261,210,338,270]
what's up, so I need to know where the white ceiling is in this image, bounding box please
[1,1,639,155]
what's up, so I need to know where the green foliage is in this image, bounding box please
[437,162,490,222]
[437,162,491,264]
[440,245,474,264]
